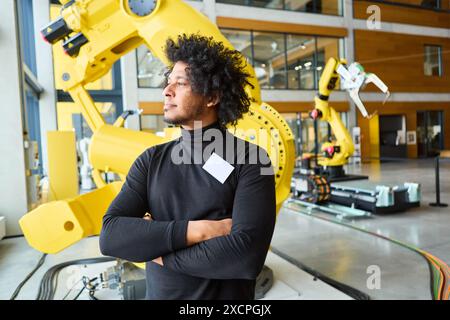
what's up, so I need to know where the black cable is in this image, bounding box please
[3,235,25,240]
[38,258,113,300]
[72,277,88,300]
[10,253,47,300]
[63,275,99,300]
[62,275,100,300]
[89,291,99,300]
[286,202,443,300]
[36,257,115,300]
[62,277,85,300]
[86,277,100,300]
[72,276,100,300]
[270,247,371,300]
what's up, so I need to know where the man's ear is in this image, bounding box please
[206,93,220,108]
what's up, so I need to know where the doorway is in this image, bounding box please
[379,115,407,159]
[417,111,444,158]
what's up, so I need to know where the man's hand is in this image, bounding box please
[143,213,152,221]
[186,218,232,246]
[143,214,232,263]
[152,256,163,266]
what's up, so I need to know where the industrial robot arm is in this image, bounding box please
[310,57,389,168]
[20,0,295,254]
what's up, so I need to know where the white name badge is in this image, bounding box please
[202,152,234,184]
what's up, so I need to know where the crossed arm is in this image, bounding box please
[99,150,233,263]
[100,148,276,280]
[142,214,231,266]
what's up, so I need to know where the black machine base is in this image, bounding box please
[316,165,368,183]
[330,187,420,214]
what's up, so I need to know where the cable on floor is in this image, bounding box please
[10,253,47,300]
[270,247,371,300]
[36,257,115,300]
[286,202,450,300]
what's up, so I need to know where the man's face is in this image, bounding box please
[162,61,208,127]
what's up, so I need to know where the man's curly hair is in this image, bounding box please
[164,34,253,128]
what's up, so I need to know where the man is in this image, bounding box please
[99,34,276,300]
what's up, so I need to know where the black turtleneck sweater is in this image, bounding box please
[99,121,276,300]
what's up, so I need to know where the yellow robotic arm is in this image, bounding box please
[311,58,354,169]
[310,57,389,176]
[19,0,295,254]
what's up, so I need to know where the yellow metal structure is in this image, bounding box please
[311,57,388,169]
[20,0,295,254]
[20,182,122,253]
[47,131,79,200]
[311,58,354,167]
[56,102,114,131]
[369,114,380,160]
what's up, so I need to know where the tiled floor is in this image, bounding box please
[1,159,449,300]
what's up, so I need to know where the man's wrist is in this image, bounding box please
[186,221,205,246]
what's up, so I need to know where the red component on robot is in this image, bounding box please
[326,146,334,156]
[310,109,322,119]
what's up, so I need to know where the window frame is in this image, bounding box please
[424,44,443,77]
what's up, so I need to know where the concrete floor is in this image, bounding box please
[347,159,450,266]
[1,159,449,300]
[271,159,450,299]
[0,234,353,300]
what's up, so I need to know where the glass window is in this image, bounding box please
[420,0,440,9]
[136,45,167,88]
[218,0,284,9]
[137,27,344,91]
[316,37,341,88]
[252,31,286,89]
[321,0,344,15]
[287,55,315,90]
[389,0,441,9]
[57,102,117,139]
[221,29,253,66]
[250,0,284,9]
[18,0,42,176]
[284,112,336,158]
[286,35,315,90]
[218,0,343,15]
[376,0,450,11]
[417,110,444,157]
[424,45,442,77]
[285,0,342,15]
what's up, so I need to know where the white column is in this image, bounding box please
[343,0,356,129]
[0,0,29,236]
[202,0,217,23]
[33,0,57,176]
